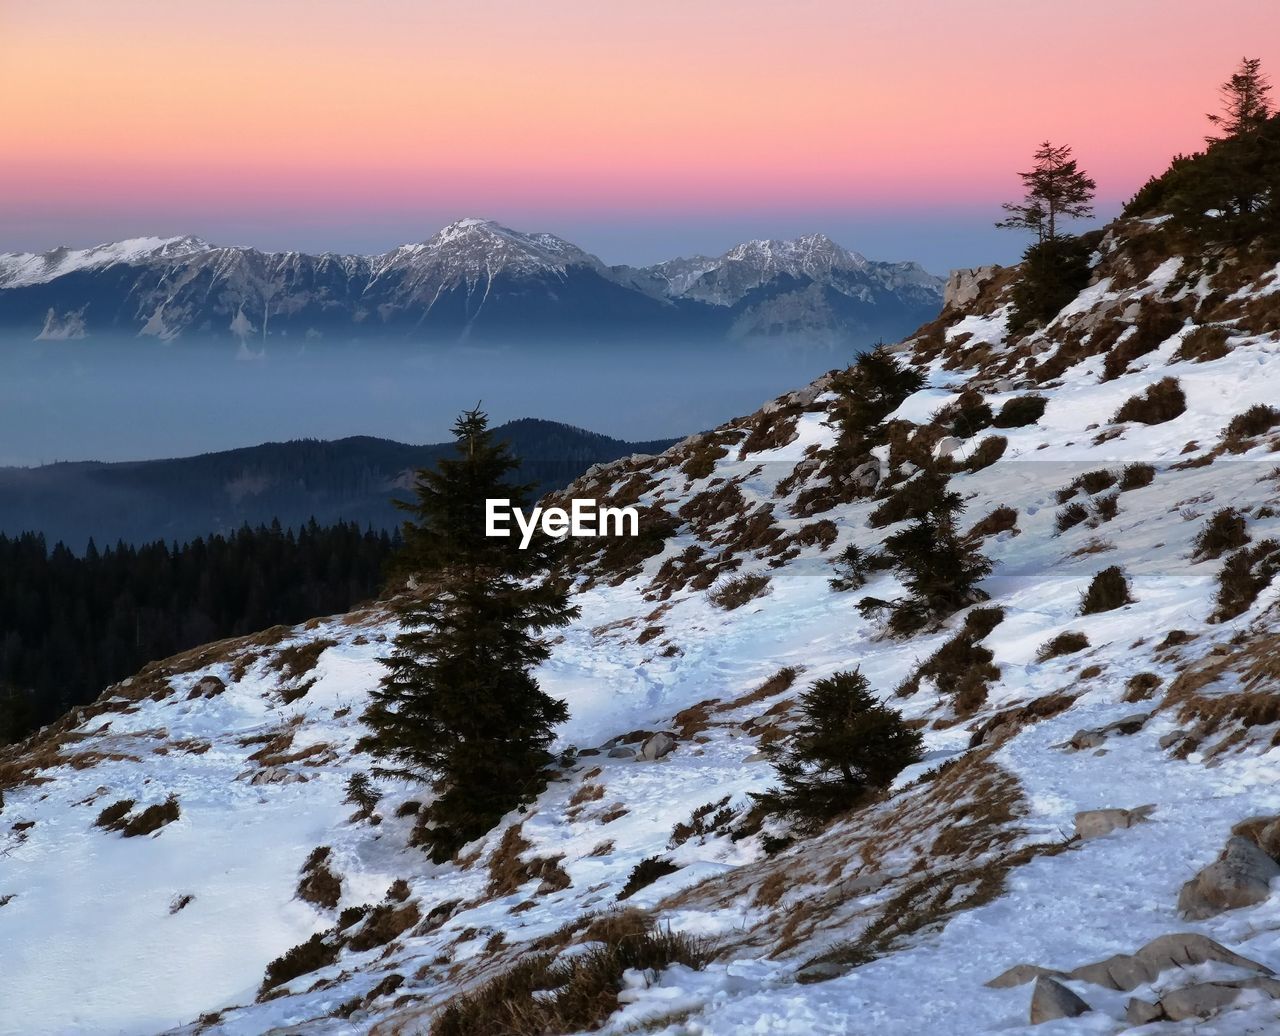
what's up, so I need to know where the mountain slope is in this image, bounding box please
[3,217,1280,1035]
[0,419,680,548]
[0,221,942,346]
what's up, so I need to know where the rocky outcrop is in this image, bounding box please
[1127,977,1280,1024]
[989,932,1272,992]
[943,265,999,311]
[1178,836,1280,919]
[638,732,677,761]
[1029,977,1090,1024]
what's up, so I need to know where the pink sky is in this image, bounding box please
[2,0,1277,268]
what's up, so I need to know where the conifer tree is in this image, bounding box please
[998,142,1097,332]
[881,473,991,635]
[755,670,922,829]
[997,142,1096,244]
[1207,57,1273,142]
[358,407,578,862]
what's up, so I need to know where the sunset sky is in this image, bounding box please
[3,0,1277,270]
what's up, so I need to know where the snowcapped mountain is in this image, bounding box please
[0,220,942,346]
[7,205,1280,1034]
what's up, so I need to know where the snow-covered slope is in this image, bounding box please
[0,236,212,290]
[3,218,1280,1035]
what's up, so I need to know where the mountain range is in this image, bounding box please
[0,419,680,549]
[0,220,943,347]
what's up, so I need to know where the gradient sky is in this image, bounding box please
[2,1,1277,271]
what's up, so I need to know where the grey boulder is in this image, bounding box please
[1029,977,1090,1024]
[1073,804,1156,841]
[1178,836,1280,919]
[637,732,677,761]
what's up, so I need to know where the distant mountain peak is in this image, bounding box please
[0,235,213,289]
[0,221,943,346]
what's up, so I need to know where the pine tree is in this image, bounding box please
[357,407,579,862]
[998,143,1097,332]
[997,141,1096,244]
[755,670,922,829]
[881,473,991,635]
[1207,57,1272,142]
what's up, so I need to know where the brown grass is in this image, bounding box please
[1112,377,1187,425]
[297,846,343,910]
[1172,323,1231,363]
[1079,565,1134,614]
[1035,632,1090,662]
[429,921,710,1036]
[707,572,771,610]
[1221,404,1280,452]
[120,795,180,837]
[617,856,680,900]
[968,506,1019,539]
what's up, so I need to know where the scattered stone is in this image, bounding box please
[985,964,1065,989]
[850,460,881,492]
[794,961,847,984]
[935,436,964,460]
[1139,977,1280,1022]
[243,766,310,786]
[607,747,635,760]
[637,732,677,761]
[1124,997,1164,1025]
[1178,837,1280,919]
[1158,729,1188,749]
[991,932,1272,994]
[1073,804,1156,841]
[1232,815,1280,861]
[1062,712,1149,751]
[1029,977,1090,1024]
[1070,932,1268,991]
[189,675,226,700]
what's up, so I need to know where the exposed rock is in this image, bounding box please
[992,932,1272,994]
[794,961,847,984]
[1124,997,1164,1026]
[1029,977,1090,1024]
[1063,712,1149,751]
[849,459,881,492]
[637,732,677,761]
[1232,815,1280,861]
[935,436,964,460]
[1134,977,1280,1022]
[1178,836,1280,919]
[189,676,226,699]
[607,747,636,760]
[1073,804,1156,841]
[1070,932,1271,991]
[243,766,310,786]
[944,265,999,311]
[985,964,1065,989]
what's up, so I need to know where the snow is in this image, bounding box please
[0,236,211,288]
[4,234,1280,1034]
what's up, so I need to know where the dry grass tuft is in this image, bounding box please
[707,572,771,610]
[1036,631,1090,662]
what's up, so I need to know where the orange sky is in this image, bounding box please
[2,1,1278,267]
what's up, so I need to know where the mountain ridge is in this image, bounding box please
[0,418,682,549]
[0,219,943,347]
